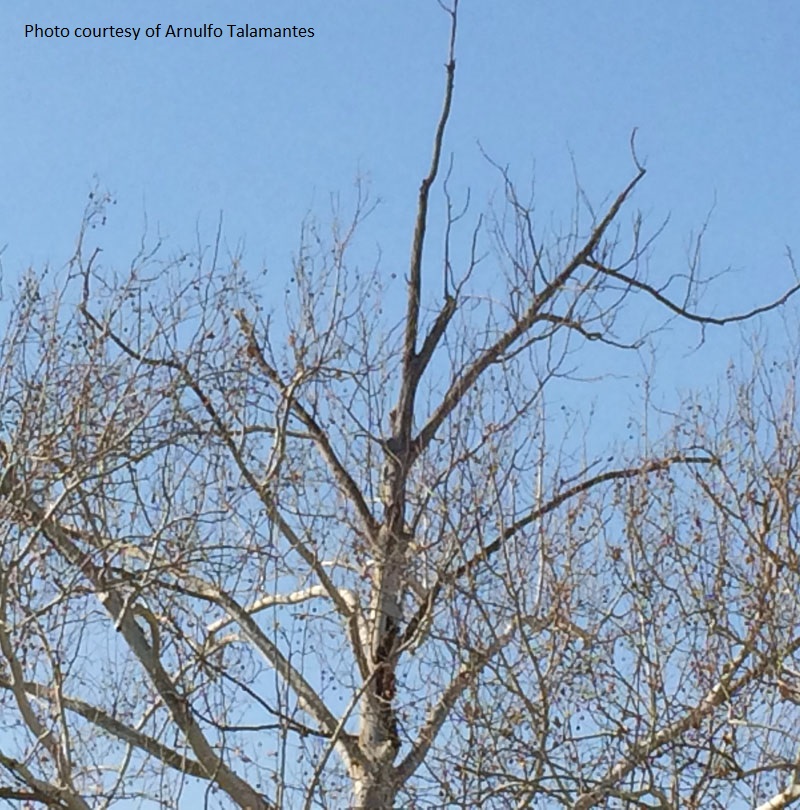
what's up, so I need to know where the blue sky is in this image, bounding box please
[3,1,798,312]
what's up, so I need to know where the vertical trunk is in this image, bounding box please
[352,765,398,810]
[353,654,401,808]
[354,503,405,806]
[351,416,411,808]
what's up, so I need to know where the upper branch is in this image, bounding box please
[403,0,458,377]
[587,259,800,327]
[411,167,646,463]
[78,306,360,640]
[234,310,379,542]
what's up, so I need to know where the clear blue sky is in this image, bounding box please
[3,1,798,311]
[2,2,799,806]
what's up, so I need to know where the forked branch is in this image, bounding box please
[411,167,646,464]
[402,0,458,400]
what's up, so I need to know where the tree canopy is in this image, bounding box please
[2,4,800,809]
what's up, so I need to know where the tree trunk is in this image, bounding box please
[352,761,398,810]
[353,516,403,808]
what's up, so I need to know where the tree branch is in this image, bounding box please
[77,306,366,673]
[0,750,74,810]
[395,613,553,786]
[234,309,379,542]
[411,167,646,463]
[0,675,208,779]
[173,577,365,773]
[401,453,714,648]
[587,259,800,326]
[0,462,274,810]
[404,0,458,375]
[572,635,800,809]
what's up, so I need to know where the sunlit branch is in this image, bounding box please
[172,576,365,773]
[77,305,361,653]
[0,674,207,778]
[0,749,77,810]
[572,635,800,810]
[0,460,274,810]
[0,604,89,810]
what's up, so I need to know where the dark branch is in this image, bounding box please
[234,310,379,543]
[401,452,714,649]
[404,1,458,375]
[587,260,800,327]
[411,167,647,463]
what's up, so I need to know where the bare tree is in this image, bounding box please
[2,3,800,808]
